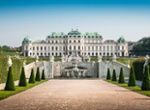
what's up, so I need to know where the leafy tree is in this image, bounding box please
[5,67,15,91]
[106,68,111,80]
[132,37,150,56]
[41,69,46,80]
[29,69,35,83]
[35,67,41,81]
[19,67,27,86]
[128,66,136,86]
[141,66,150,90]
[112,69,117,81]
[118,67,125,83]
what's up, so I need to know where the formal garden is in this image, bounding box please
[105,57,150,96]
[0,54,150,100]
[0,56,47,100]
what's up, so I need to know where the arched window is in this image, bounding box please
[56,47,58,50]
[69,46,72,50]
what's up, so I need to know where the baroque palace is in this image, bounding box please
[22,29,128,57]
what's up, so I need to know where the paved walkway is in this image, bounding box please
[0,80,150,110]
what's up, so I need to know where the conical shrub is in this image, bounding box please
[29,69,35,83]
[128,66,136,86]
[35,67,41,81]
[106,68,111,80]
[141,66,150,90]
[41,69,46,80]
[118,67,125,83]
[5,66,15,91]
[19,67,27,86]
[112,69,117,81]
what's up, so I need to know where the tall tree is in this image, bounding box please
[29,69,35,83]
[118,67,125,83]
[128,66,136,86]
[5,67,15,91]
[141,66,150,90]
[19,67,27,86]
[35,67,41,81]
[41,69,46,80]
[106,68,111,80]
[112,69,117,81]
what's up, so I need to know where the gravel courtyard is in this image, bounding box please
[0,79,150,110]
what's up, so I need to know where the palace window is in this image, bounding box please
[78,46,80,50]
[107,46,109,51]
[37,47,39,50]
[41,47,43,50]
[56,47,58,50]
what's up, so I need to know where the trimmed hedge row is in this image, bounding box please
[132,59,150,81]
[0,56,35,83]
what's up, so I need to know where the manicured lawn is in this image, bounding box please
[0,80,46,100]
[106,80,150,97]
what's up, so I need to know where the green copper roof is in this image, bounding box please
[84,32,102,38]
[22,36,32,43]
[117,37,125,43]
[47,30,102,38]
[68,29,81,36]
[33,40,45,43]
[47,32,65,38]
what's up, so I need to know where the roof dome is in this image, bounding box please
[22,36,32,43]
[68,29,81,36]
[117,37,125,43]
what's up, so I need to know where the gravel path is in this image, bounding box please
[0,79,150,110]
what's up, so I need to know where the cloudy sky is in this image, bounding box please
[0,0,150,47]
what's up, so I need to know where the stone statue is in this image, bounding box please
[127,60,130,68]
[143,55,149,73]
[87,55,91,62]
[61,55,66,62]
[113,54,117,62]
[98,55,102,62]
[144,55,149,67]
[49,56,54,62]
[35,55,39,63]
[8,56,12,67]
[23,60,26,67]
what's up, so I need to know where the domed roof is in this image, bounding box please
[117,37,125,43]
[68,29,81,36]
[22,36,32,43]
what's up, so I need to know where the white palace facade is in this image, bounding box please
[22,29,129,57]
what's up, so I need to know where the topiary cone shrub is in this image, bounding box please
[106,68,111,80]
[35,67,41,81]
[112,69,117,81]
[19,67,27,86]
[29,69,35,83]
[118,67,125,83]
[41,69,46,80]
[128,66,136,86]
[141,66,150,90]
[4,66,15,91]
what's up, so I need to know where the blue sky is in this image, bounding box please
[0,0,150,46]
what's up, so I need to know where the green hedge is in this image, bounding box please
[0,56,35,83]
[132,59,150,81]
[0,56,9,83]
